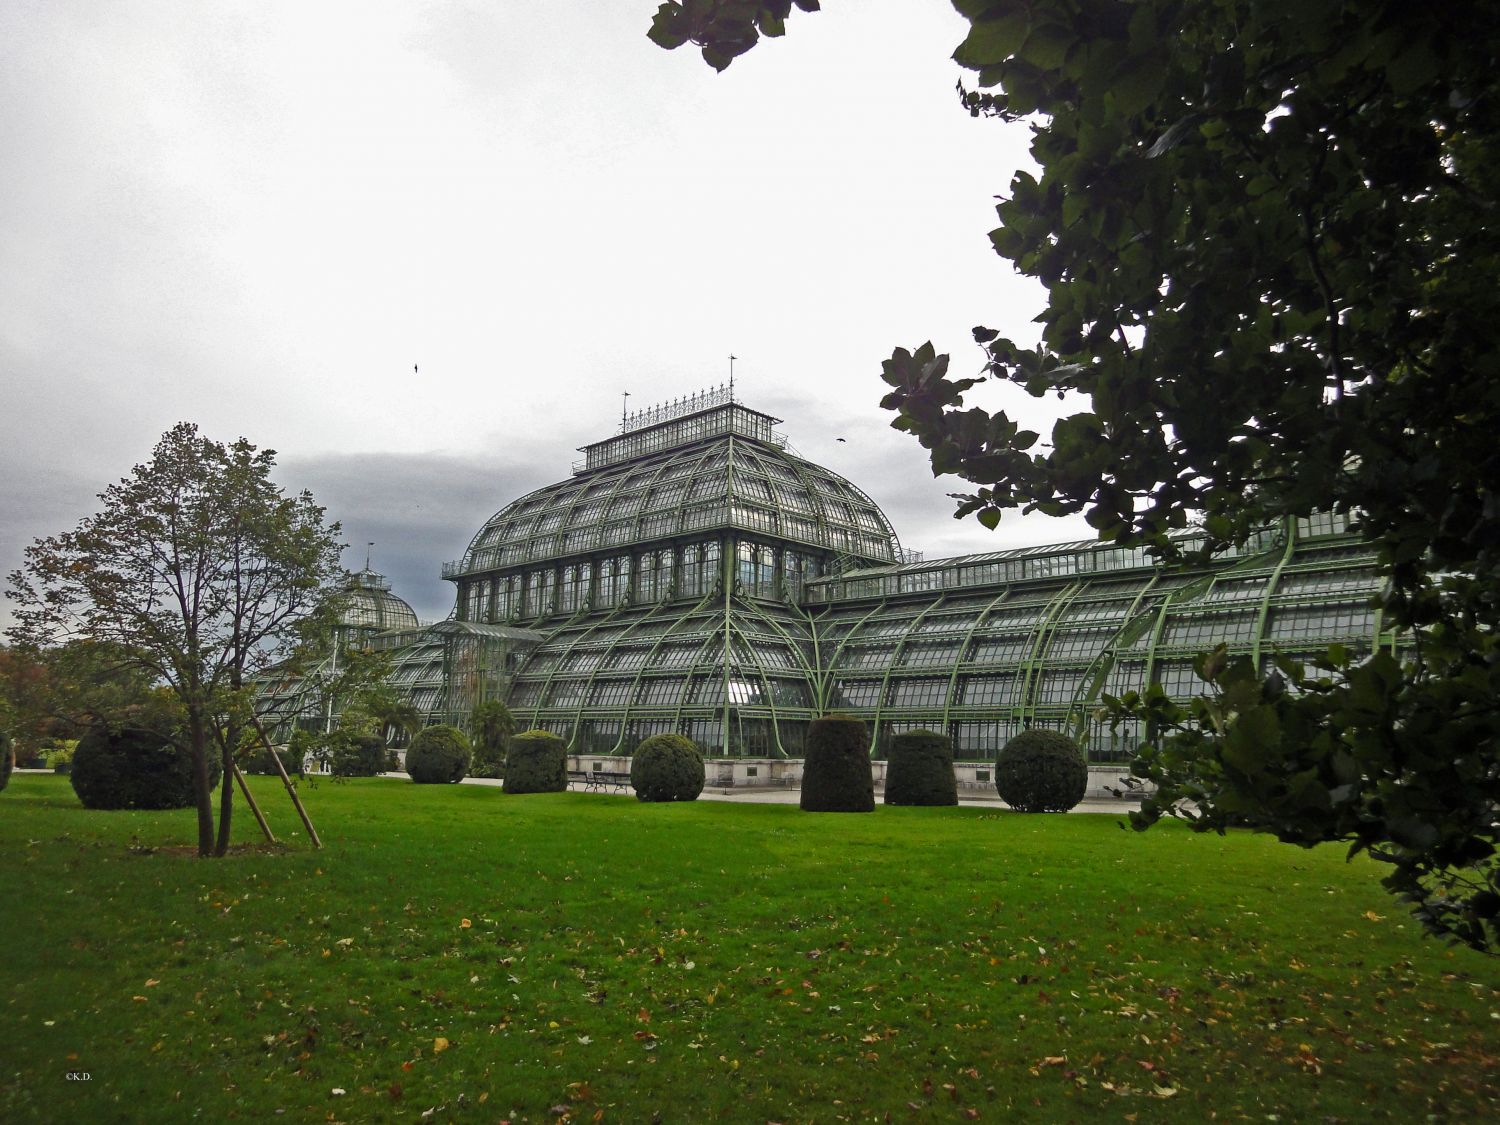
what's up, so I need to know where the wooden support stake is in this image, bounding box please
[233,763,276,844]
[249,715,323,850]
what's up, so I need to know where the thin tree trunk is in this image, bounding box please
[214,742,235,856]
[190,713,214,857]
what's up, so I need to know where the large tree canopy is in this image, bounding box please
[650,1,1500,950]
[7,423,345,856]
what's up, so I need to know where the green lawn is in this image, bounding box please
[2,774,1495,1123]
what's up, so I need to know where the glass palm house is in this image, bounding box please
[257,387,1395,766]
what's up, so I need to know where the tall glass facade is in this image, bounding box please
[259,400,1392,763]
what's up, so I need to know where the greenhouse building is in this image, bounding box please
[258,387,1396,772]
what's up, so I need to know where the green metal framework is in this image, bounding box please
[256,397,1394,764]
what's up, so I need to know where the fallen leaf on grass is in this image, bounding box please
[460,918,472,929]
[433,1037,450,1053]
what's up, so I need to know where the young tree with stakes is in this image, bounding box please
[7,423,346,857]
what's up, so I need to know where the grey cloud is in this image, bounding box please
[277,448,559,625]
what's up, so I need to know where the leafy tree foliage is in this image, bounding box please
[331,659,418,748]
[648,0,819,72]
[650,2,1500,950]
[7,423,344,856]
[470,699,516,779]
[0,640,166,758]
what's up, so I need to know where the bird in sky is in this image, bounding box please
[836,437,847,443]
[414,364,419,375]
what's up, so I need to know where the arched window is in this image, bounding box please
[657,549,675,599]
[704,540,721,592]
[681,544,702,598]
[636,553,657,602]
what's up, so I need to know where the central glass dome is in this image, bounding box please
[453,402,899,581]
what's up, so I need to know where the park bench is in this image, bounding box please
[584,770,632,793]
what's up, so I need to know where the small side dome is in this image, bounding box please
[338,569,419,633]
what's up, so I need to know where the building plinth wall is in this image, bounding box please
[259,398,1394,764]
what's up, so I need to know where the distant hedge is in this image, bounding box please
[242,734,306,777]
[883,729,958,807]
[630,733,705,802]
[505,730,568,794]
[70,726,216,810]
[331,731,388,778]
[996,729,1088,813]
[406,725,472,784]
[800,714,874,813]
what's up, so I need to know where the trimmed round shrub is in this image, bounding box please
[331,731,387,778]
[883,729,958,807]
[70,726,215,810]
[504,729,568,794]
[800,714,874,813]
[1,730,13,793]
[996,729,1088,813]
[630,733,705,802]
[405,725,472,784]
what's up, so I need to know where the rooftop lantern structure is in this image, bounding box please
[337,568,419,640]
[438,388,902,758]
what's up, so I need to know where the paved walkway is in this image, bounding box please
[460,775,1141,814]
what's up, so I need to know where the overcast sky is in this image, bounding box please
[1,1,1092,628]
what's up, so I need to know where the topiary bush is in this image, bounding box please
[630,733,705,802]
[800,714,874,813]
[330,731,388,778]
[996,729,1088,813]
[884,729,958,807]
[70,725,215,810]
[405,725,472,784]
[504,729,568,794]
